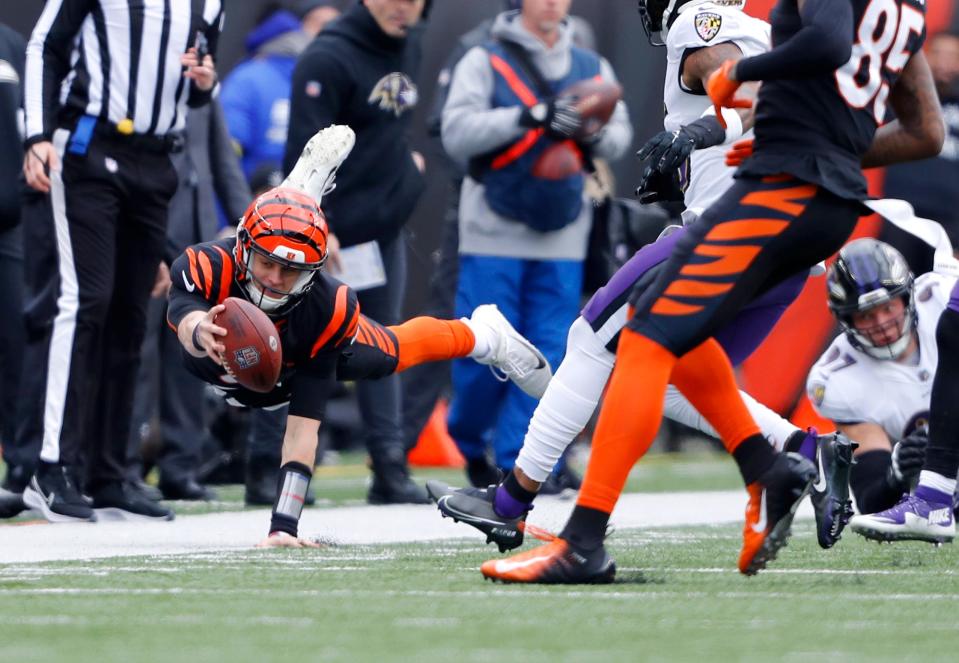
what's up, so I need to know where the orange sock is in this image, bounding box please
[388,317,476,373]
[576,328,677,514]
[670,339,762,453]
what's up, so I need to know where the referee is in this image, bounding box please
[17,0,223,522]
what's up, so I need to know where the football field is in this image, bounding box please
[2,452,958,662]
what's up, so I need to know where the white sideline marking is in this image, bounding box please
[4,587,959,602]
[0,490,810,565]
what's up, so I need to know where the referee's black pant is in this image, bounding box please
[16,128,177,491]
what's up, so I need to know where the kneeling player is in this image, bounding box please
[806,239,958,543]
[169,185,551,547]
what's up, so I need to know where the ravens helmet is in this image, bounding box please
[638,0,745,46]
[827,238,916,360]
[234,187,329,313]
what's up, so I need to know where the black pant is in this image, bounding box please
[17,129,176,490]
[629,175,863,355]
[127,296,209,483]
[0,225,25,462]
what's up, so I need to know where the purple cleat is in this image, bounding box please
[850,493,955,544]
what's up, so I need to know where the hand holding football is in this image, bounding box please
[216,297,283,393]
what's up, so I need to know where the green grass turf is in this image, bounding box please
[2,519,959,662]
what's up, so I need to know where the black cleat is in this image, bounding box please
[480,538,616,584]
[739,452,817,575]
[22,462,96,523]
[809,432,857,549]
[426,480,526,552]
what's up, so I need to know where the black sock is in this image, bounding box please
[731,434,778,485]
[559,505,609,552]
[502,470,537,503]
[849,450,902,514]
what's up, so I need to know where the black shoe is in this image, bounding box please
[539,464,582,496]
[739,452,817,576]
[466,456,502,488]
[480,538,616,584]
[91,482,174,521]
[22,462,96,522]
[427,480,528,552]
[159,477,217,501]
[0,464,31,518]
[809,432,857,549]
[368,458,430,505]
[128,478,164,503]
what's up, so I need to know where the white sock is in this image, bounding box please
[918,470,957,497]
[663,387,798,451]
[462,317,492,359]
[515,318,614,482]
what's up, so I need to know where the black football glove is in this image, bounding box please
[635,164,684,204]
[636,115,726,173]
[887,428,929,489]
[520,97,582,139]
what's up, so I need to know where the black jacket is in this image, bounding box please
[284,2,426,247]
[0,24,24,230]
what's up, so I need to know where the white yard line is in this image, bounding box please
[0,489,812,565]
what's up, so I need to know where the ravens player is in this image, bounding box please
[168,130,552,547]
[484,0,944,582]
[807,239,959,542]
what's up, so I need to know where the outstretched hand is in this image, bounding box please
[193,304,227,363]
[706,60,751,127]
[255,532,325,549]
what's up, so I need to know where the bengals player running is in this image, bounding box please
[168,185,552,547]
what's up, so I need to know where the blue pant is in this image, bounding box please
[448,255,582,469]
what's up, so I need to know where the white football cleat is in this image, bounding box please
[281,125,356,205]
[469,304,552,399]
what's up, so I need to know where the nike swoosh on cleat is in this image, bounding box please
[751,489,768,533]
[181,271,196,293]
[438,497,510,527]
[494,555,552,574]
[813,447,827,492]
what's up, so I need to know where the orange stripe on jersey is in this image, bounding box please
[197,250,214,299]
[664,279,734,298]
[213,246,233,304]
[651,297,704,316]
[310,285,349,358]
[374,324,397,356]
[186,248,202,292]
[741,184,817,217]
[705,219,789,241]
[342,307,360,346]
[681,244,762,277]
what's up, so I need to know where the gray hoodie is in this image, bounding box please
[442,11,632,261]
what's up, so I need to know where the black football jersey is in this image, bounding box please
[740,0,927,199]
[167,238,360,415]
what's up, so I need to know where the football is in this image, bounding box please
[558,78,623,139]
[216,297,283,393]
[532,142,583,180]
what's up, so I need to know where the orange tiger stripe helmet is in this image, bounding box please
[235,186,329,312]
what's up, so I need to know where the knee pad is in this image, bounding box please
[567,317,615,368]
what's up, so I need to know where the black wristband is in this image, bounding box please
[684,115,726,149]
[191,323,205,353]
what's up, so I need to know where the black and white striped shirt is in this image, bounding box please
[24,0,223,144]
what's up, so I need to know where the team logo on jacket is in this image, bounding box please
[234,346,261,369]
[368,72,418,116]
[695,12,723,42]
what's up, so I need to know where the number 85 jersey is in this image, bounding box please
[741,0,926,201]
